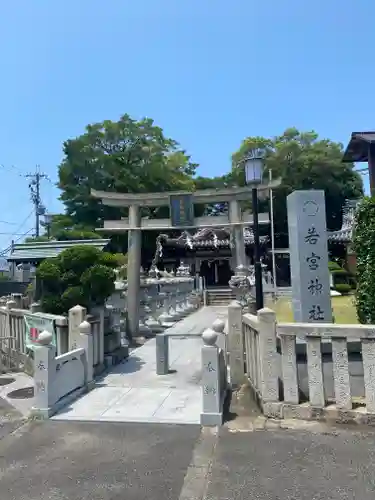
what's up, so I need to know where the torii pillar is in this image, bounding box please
[127,205,142,340]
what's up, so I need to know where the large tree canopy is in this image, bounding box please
[231,128,364,246]
[58,114,198,228]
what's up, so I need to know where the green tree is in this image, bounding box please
[58,114,198,229]
[231,128,363,246]
[36,246,122,315]
[25,214,102,243]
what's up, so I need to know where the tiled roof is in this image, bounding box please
[8,239,110,262]
[328,200,360,243]
[169,227,269,249]
[328,228,353,243]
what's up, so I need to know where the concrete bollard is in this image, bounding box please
[156,334,169,375]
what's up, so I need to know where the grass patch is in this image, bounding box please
[266,295,358,324]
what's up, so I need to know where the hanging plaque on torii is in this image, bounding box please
[170,194,194,227]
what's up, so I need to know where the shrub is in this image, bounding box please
[54,229,102,241]
[328,261,342,272]
[81,264,116,306]
[36,245,120,315]
[334,283,351,295]
[59,246,102,275]
[353,197,375,323]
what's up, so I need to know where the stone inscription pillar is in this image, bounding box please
[127,204,141,338]
[287,190,332,322]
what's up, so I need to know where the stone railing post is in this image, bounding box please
[5,299,16,338]
[200,327,224,426]
[31,330,56,419]
[158,283,176,326]
[146,282,164,333]
[68,304,87,350]
[170,283,179,319]
[174,281,185,317]
[11,293,23,308]
[257,308,279,404]
[30,302,42,313]
[6,299,16,310]
[227,301,244,388]
[54,318,69,355]
[91,306,105,367]
[212,318,226,351]
[138,286,152,337]
[78,320,94,390]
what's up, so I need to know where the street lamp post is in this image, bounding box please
[244,151,265,310]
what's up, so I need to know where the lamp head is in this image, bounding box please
[243,149,265,185]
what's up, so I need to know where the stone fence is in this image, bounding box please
[116,275,201,337]
[0,302,117,376]
[0,301,68,373]
[0,275,200,376]
[228,301,375,424]
[31,320,95,419]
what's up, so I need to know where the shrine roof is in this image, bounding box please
[8,239,110,262]
[327,199,360,243]
[164,227,269,248]
[342,132,375,163]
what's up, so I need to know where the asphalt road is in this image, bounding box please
[2,402,375,499]
[205,426,375,500]
[0,421,201,500]
[0,396,25,441]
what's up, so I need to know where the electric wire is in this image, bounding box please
[0,228,34,256]
[0,212,34,255]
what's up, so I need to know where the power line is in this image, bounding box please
[0,220,19,225]
[9,212,33,239]
[0,232,36,235]
[0,163,24,177]
[0,228,34,256]
[0,212,34,255]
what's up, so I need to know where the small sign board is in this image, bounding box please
[170,194,194,227]
[24,312,57,348]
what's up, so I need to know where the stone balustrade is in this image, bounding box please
[0,300,68,374]
[110,274,201,339]
[229,302,375,425]
[0,273,201,377]
[31,322,95,419]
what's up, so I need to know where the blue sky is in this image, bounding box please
[0,0,373,252]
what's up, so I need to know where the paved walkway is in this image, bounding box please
[52,306,228,424]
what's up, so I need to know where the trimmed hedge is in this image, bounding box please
[353,197,375,323]
[334,283,351,295]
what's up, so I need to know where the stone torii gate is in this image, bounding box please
[91,183,278,338]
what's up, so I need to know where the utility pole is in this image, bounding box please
[25,166,49,238]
